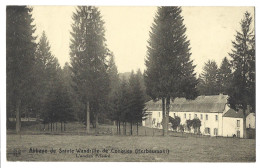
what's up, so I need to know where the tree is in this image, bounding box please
[197,60,219,95]
[186,120,193,133]
[107,51,120,96]
[227,11,255,138]
[7,6,37,133]
[144,7,198,136]
[114,78,130,135]
[70,6,110,133]
[45,72,74,132]
[128,71,147,135]
[62,62,85,122]
[33,31,60,122]
[217,57,232,94]
[169,116,181,131]
[192,118,201,134]
[106,52,120,124]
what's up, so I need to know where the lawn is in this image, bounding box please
[7,132,255,162]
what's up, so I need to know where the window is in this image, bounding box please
[206,114,208,120]
[195,114,197,118]
[237,131,240,138]
[237,120,240,127]
[214,128,218,136]
[159,112,160,117]
[189,114,191,119]
[184,113,186,119]
[215,115,218,121]
[174,113,176,117]
[205,127,210,134]
[200,114,203,120]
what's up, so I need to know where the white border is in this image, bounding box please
[1,0,259,168]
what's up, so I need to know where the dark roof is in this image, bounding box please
[223,109,244,118]
[146,95,228,113]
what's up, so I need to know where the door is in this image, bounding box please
[237,130,240,138]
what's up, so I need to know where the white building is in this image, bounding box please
[143,94,250,138]
[222,108,244,138]
[246,113,255,129]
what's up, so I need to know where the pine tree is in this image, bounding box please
[70,6,110,133]
[7,6,37,133]
[62,62,84,122]
[45,73,74,132]
[128,71,147,135]
[107,51,120,96]
[144,7,198,136]
[227,11,255,138]
[107,51,120,124]
[33,31,60,122]
[217,57,232,94]
[197,60,219,95]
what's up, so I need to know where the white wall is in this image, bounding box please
[170,111,223,136]
[223,117,243,138]
[142,111,163,129]
[143,110,224,136]
[246,113,255,129]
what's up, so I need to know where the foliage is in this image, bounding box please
[44,75,74,124]
[197,60,219,95]
[62,63,85,121]
[227,11,255,138]
[186,118,201,133]
[186,119,193,132]
[217,57,232,94]
[70,6,110,126]
[169,116,181,131]
[144,7,198,135]
[33,31,61,121]
[6,6,37,132]
[128,71,147,124]
[227,11,255,112]
[192,118,201,133]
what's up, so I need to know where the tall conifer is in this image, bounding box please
[7,6,37,133]
[70,6,109,133]
[144,7,198,136]
[227,12,255,138]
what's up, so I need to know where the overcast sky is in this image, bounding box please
[32,6,254,74]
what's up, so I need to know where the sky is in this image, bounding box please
[32,6,254,74]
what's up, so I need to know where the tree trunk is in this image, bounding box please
[137,122,139,135]
[162,98,166,136]
[86,101,90,134]
[61,122,62,132]
[124,122,127,135]
[243,109,247,138]
[15,99,21,134]
[116,121,118,134]
[51,122,52,132]
[165,97,170,136]
[56,122,57,131]
[64,122,66,132]
[130,122,133,135]
[123,122,125,135]
[119,121,121,135]
[95,113,99,134]
[48,123,49,131]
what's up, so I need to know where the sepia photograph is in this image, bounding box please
[4,4,256,163]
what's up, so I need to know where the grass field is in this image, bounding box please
[6,122,255,162]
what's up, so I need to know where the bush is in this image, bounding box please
[169,116,181,131]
